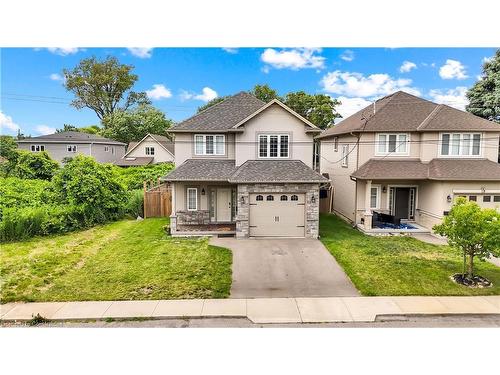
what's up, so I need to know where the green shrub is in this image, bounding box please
[115,163,174,190]
[125,190,144,218]
[10,150,59,180]
[0,177,53,219]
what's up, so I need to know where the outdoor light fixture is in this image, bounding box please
[240,196,245,204]
[311,195,316,204]
[446,195,452,203]
[382,186,387,193]
[201,188,205,195]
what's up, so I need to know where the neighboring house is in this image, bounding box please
[116,133,175,167]
[317,91,500,232]
[163,92,327,238]
[16,131,126,163]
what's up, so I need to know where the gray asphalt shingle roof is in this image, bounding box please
[16,131,126,145]
[114,157,154,166]
[169,92,266,132]
[351,158,500,181]
[229,160,328,183]
[162,159,237,181]
[317,91,500,139]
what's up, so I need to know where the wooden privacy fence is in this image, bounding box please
[143,179,172,218]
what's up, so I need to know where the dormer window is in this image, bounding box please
[194,134,225,155]
[258,134,289,158]
[376,133,409,155]
[440,133,481,157]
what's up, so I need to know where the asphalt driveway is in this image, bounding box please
[210,238,359,298]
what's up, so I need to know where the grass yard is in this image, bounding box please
[320,214,500,296]
[0,218,232,303]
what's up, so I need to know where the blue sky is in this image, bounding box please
[0,47,497,136]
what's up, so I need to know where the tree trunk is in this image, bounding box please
[463,252,466,276]
[467,254,474,278]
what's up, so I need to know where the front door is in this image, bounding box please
[394,188,410,219]
[216,188,232,222]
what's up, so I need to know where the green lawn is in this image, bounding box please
[0,218,232,303]
[319,214,500,296]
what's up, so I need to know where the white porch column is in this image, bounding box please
[171,183,176,213]
[364,179,373,229]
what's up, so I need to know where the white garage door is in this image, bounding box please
[249,193,305,237]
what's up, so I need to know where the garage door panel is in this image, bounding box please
[249,193,305,237]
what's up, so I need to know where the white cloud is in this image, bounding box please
[428,87,469,110]
[127,48,153,58]
[260,48,325,71]
[35,125,56,135]
[146,84,172,100]
[222,48,238,54]
[181,87,218,102]
[0,111,21,134]
[49,73,64,82]
[439,59,468,80]
[335,96,372,121]
[46,48,80,56]
[482,56,493,64]
[400,61,417,73]
[340,50,354,62]
[320,70,420,98]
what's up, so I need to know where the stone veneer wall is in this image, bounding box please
[236,183,320,239]
[176,210,210,225]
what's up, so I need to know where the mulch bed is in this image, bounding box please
[451,273,493,288]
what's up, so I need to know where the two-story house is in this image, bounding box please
[163,92,327,238]
[318,91,500,232]
[116,133,175,166]
[17,131,126,164]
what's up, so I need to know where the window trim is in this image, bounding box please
[369,185,381,209]
[257,133,290,159]
[187,188,198,211]
[341,144,349,167]
[333,137,339,152]
[194,134,225,156]
[104,146,109,152]
[145,146,155,156]
[67,144,77,153]
[438,132,483,158]
[30,144,45,152]
[375,133,410,156]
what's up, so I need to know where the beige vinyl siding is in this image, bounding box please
[174,133,235,166]
[126,136,174,163]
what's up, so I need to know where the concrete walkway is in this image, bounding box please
[1,296,498,324]
[210,237,359,298]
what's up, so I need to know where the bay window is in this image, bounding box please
[376,133,409,155]
[258,134,289,158]
[194,134,225,155]
[440,133,481,157]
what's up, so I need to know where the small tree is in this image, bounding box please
[433,197,500,282]
[10,150,59,180]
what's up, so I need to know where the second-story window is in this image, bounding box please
[194,134,225,155]
[30,145,45,152]
[258,134,289,158]
[67,145,77,153]
[376,133,409,155]
[341,144,349,167]
[145,146,155,155]
[333,137,339,152]
[440,133,481,157]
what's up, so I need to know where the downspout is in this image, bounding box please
[89,142,93,157]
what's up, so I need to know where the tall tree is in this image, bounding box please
[63,56,151,120]
[102,104,173,144]
[251,84,281,102]
[56,124,101,135]
[284,91,341,129]
[466,49,500,123]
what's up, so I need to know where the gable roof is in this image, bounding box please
[16,131,126,145]
[316,91,500,139]
[114,157,154,167]
[170,92,266,132]
[124,133,175,157]
[351,158,500,181]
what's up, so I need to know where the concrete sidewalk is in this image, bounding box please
[1,296,498,324]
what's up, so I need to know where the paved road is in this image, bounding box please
[3,315,500,328]
[210,238,359,298]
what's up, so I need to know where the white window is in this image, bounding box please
[104,146,109,152]
[333,137,339,152]
[67,145,77,153]
[376,133,409,155]
[341,144,349,167]
[440,133,481,157]
[111,147,115,155]
[187,188,198,211]
[370,186,380,209]
[194,134,225,155]
[30,145,45,152]
[145,146,155,155]
[258,134,289,158]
